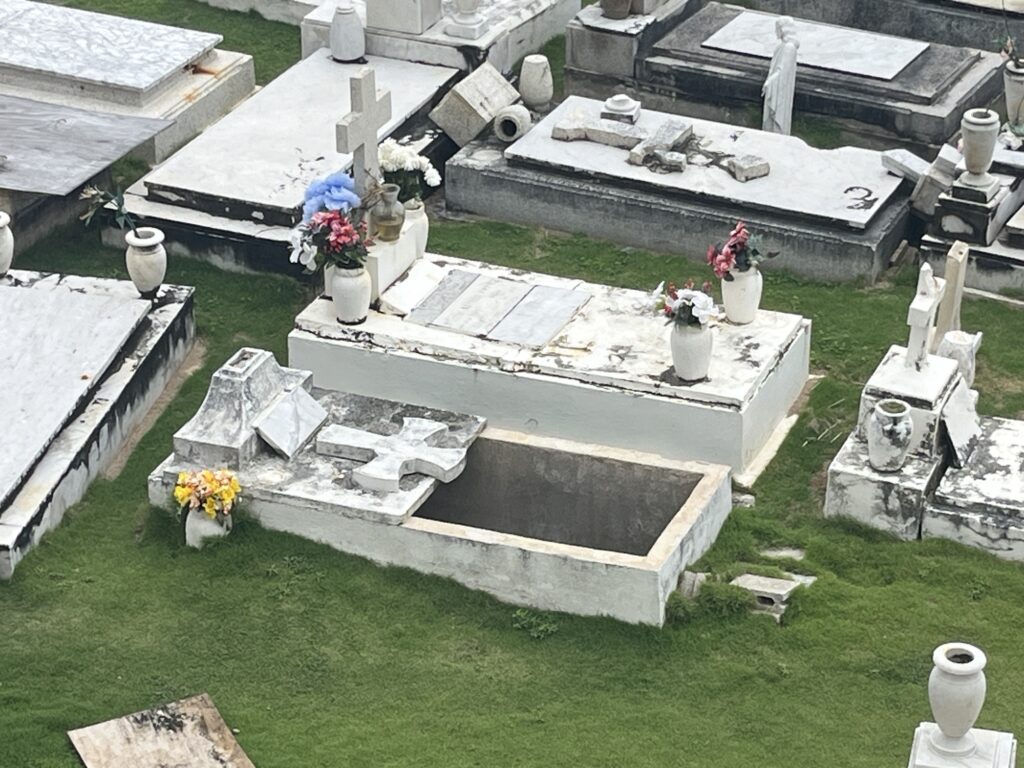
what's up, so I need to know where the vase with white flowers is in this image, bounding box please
[707,221,776,325]
[378,140,440,254]
[656,279,716,382]
[289,171,374,325]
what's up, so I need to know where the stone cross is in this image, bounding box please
[932,241,968,350]
[336,67,392,198]
[316,417,469,492]
[906,263,947,370]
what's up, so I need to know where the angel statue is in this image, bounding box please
[762,16,799,135]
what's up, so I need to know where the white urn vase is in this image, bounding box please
[404,199,430,259]
[959,109,1000,190]
[330,0,365,62]
[519,55,554,111]
[927,643,987,756]
[1004,61,1024,130]
[493,104,533,143]
[866,398,914,473]
[332,265,372,325]
[670,324,713,382]
[0,211,13,277]
[937,330,978,388]
[721,267,763,325]
[185,509,231,549]
[125,227,167,299]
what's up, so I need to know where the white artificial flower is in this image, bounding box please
[682,290,716,325]
[288,227,317,271]
[424,167,441,187]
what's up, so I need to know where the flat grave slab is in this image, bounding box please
[505,96,904,231]
[68,693,254,768]
[933,417,1024,520]
[141,54,458,227]
[0,1,220,106]
[0,282,150,510]
[0,95,169,196]
[701,10,927,80]
[290,254,811,475]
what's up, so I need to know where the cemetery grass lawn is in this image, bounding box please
[3,221,1024,768]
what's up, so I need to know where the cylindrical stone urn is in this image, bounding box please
[960,109,1000,189]
[928,643,987,756]
[330,0,365,63]
[519,55,554,111]
[125,227,167,299]
[1004,61,1024,130]
[937,330,978,388]
[0,211,13,277]
[493,105,532,143]
[866,398,914,473]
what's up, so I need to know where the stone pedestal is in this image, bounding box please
[909,723,1017,768]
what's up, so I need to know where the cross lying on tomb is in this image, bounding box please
[905,262,947,370]
[316,418,469,492]
[336,67,392,199]
[552,116,693,170]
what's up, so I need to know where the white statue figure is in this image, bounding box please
[761,16,799,135]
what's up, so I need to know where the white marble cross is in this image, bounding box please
[336,67,392,198]
[906,263,947,370]
[316,417,469,492]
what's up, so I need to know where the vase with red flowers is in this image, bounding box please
[706,221,776,325]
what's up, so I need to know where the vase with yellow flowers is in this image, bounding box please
[173,468,241,549]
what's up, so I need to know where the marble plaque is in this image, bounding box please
[254,386,328,460]
[0,285,150,509]
[431,276,532,336]
[0,1,219,97]
[508,97,903,230]
[488,285,592,348]
[701,11,928,81]
[0,95,169,196]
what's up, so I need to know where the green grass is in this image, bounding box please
[2,220,1023,768]
[5,2,1024,765]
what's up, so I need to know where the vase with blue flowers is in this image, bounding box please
[290,171,374,325]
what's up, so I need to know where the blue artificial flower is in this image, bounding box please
[301,172,361,221]
[323,184,361,212]
[323,171,356,190]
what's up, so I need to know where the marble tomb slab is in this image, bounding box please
[701,10,928,81]
[933,417,1024,520]
[0,1,220,105]
[0,284,150,510]
[0,95,169,196]
[505,96,904,230]
[141,54,458,227]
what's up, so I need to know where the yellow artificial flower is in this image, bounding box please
[173,485,191,507]
[203,496,217,519]
[229,477,241,493]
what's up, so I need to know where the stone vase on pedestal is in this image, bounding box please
[959,109,1000,189]
[600,0,633,19]
[448,0,487,39]
[721,267,763,325]
[866,398,914,473]
[928,643,988,756]
[1004,61,1024,131]
[371,183,406,242]
[0,211,13,276]
[124,227,167,299]
[404,199,430,259]
[185,509,232,549]
[670,324,713,382]
[330,0,365,63]
[331,265,372,325]
[519,55,554,111]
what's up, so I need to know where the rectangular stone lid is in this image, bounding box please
[0,277,151,510]
[0,0,220,97]
[934,416,1024,519]
[295,254,809,410]
[505,96,903,230]
[142,54,458,224]
[701,10,928,81]
[0,95,169,196]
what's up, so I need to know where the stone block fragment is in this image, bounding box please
[429,63,519,146]
[726,154,771,182]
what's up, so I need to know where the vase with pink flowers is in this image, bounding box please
[707,221,776,325]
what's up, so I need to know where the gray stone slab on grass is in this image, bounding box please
[701,10,928,80]
[317,417,476,492]
[431,275,532,336]
[68,693,254,768]
[254,386,328,459]
[0,1,220,101]
[0,283,150,510]
[0,95,169,196]
[488,285,592,348]
[507,96,904,231]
